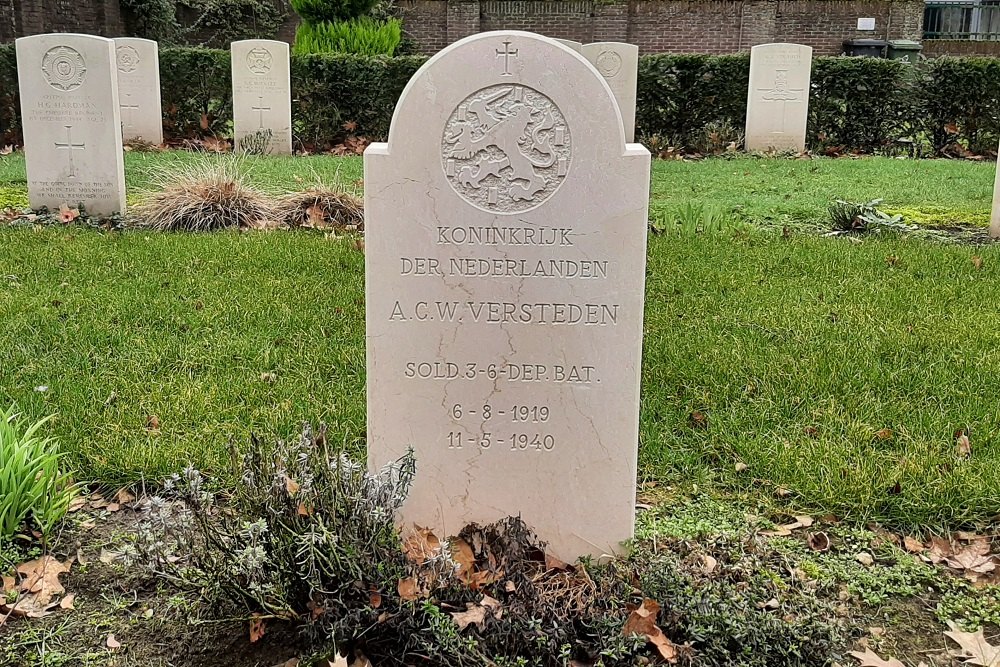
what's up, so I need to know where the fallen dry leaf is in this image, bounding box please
[903,536,924,553]
[622,599,678,663]
[397,576,420,601]
[450,538,476,582]
[849,647,906,667]
[403,525,440,564]
[973,255,984,270]
[115,488,136,504]
[106,634,121,649]
[700,554,718,574]
[369,586,382,608]
[856,552,875,567]
[451,603,488,630]
[145,414,160,431]
[59,593,76,610]
[250,615,266,643]
[808,532,831,552]
[326,654,349,667]
[945,541,997,582]
[284,476,300,496]
[944,620,1000,666]
[763,515,814,537]
[874,428,894,441]
[956,430,972,458]
[67,496,88,513]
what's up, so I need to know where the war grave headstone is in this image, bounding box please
[581,42,638,142]
[16,33,126,216]
[365,31,650,561]
[554,38,583,52]
[231,39,292,155]
[745,43,812,152]
[114,38,163,144]
[990,142,1000,238]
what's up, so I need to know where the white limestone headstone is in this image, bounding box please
[114,38,163,144]
[554,38,583,52]
[581,42,639,143]
[365,30,650,561]
[745,43,812,152]
[15,33,126,216]
[990,140,1000,238]
[231,39,292,155]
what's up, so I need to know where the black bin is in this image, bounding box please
[843,38,888,57]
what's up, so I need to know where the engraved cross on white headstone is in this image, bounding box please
[758,70,804,134]
[495,40,518,76]
[54,125,86,179]
[252,96,271,129]
[120,93,140,130]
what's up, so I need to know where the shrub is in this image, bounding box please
[133,425,415,645]
[808,57,914,153]
[918,56,1000,155]
[180,0,288,48]
[0,43,19,145]
[290,0,378,24]
[292,17,402,56]
[132,424,850,666]
[134,158,278,231]
[159,46,232,138]
[0,406,78,540]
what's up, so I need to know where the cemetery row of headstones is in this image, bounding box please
[13,31,815,218]
[14,34,293,215]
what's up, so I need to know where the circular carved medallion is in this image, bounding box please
[595,50,622,78]
[116,45,140,73]
[246,47,273,75]
[441,84,571,214]
[41,46,87,92]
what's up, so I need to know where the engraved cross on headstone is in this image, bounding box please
[120,93,140,129]
[54,125,85,179]
[252,96,271,129]
[496,40,518,77]
[758,70,804,135]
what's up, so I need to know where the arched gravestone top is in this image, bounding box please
[365,31,650,561]
[15,33,126,216]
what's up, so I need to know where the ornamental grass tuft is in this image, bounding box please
[135,160,278,232]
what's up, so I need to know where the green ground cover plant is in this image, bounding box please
[2,154,1000,532]
[0,406,77,539]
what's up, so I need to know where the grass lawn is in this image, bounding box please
[1,152,1000,531]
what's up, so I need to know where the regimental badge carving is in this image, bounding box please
[41,46,87,92]
[594,50,622,78]
[116,45,140,73]
[246,47,273,75]
[442,85,571,213]
[759,69,802,102]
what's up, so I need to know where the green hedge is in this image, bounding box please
[1,42,1000,155]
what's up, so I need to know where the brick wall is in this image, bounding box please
[0,0,932,57]
[0,0,124,41]
[394,0,924,55]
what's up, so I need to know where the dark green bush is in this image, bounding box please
[918,56,1000,154]
[291,53,423,148]
[290,0,378,24]
[159,47,233,138]
[5,46,1000,156]
[808,57,914,153]
[636,53,750,150]
[0,43,17,145]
